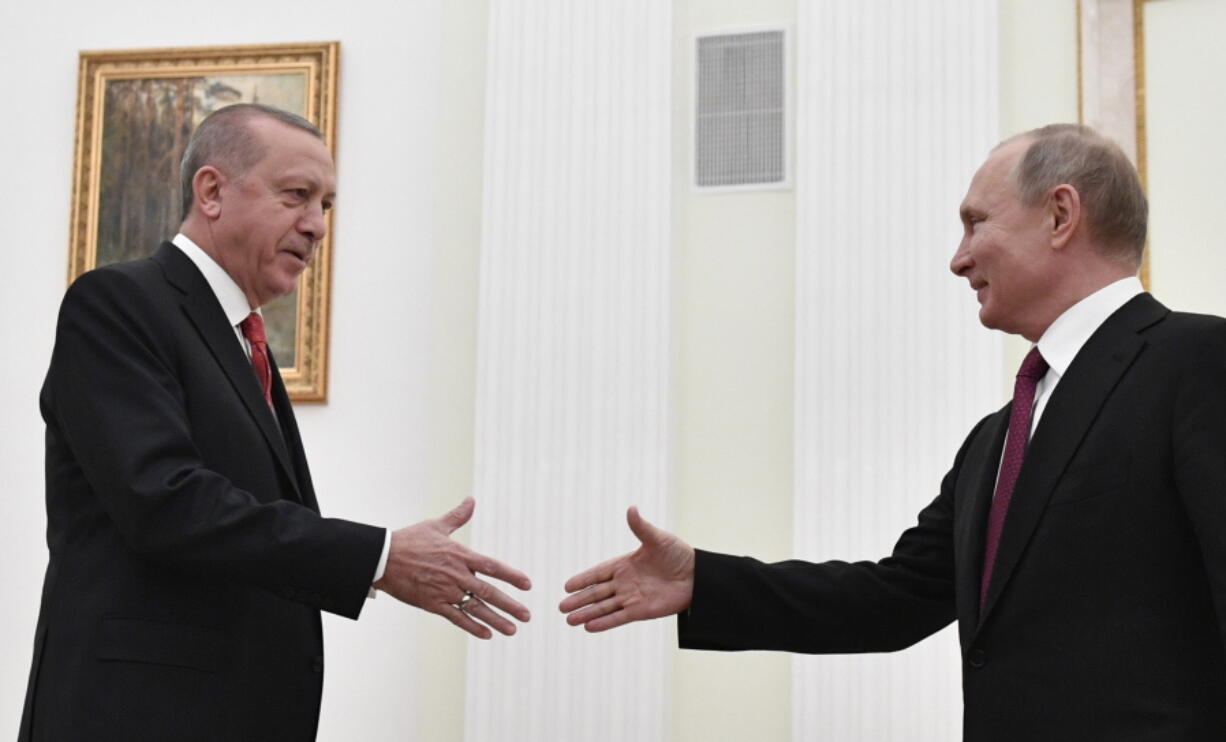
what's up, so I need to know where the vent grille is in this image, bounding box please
[695,29,787,189]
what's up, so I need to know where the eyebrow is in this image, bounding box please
[276,175,336,199]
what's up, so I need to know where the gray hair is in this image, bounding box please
[1006,123,1147,265]
[179,103,323,221]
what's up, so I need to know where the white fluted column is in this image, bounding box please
[466,1,673,740]
[793,1,1002,740]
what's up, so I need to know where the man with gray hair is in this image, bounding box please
[21,103,532,740]
[562,124,1226,740]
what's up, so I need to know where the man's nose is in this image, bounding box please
[950,239,971,276]
[300,202,327,243]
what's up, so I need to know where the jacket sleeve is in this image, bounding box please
[43,266,385,620]
[677,417,990,654]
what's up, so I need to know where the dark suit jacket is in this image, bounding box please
[21,243,386,741]
[679,293,1226,740]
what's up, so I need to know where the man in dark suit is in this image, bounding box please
[561,124,1226,740]
[22,103,532,741]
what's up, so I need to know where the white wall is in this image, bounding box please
[672,0,798,739]
[1143,0,1226,317]
[0,1,486,739]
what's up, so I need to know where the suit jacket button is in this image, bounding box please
[312,655,324,673]
[967,648,986,669]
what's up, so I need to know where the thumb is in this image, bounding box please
[626,506,661,547]
[439,497,476,534]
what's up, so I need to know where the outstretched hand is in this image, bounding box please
[374,497,532,639]
[559,507,695,632]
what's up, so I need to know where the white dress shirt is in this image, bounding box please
[1029,276,1146,435]
[171,234,391,593]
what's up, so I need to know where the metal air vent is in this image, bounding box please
[695,28,788,190]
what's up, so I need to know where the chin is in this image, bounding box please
[260,281,299,305]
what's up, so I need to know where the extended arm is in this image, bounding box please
[47,268,531,632]
[560,418,992,652]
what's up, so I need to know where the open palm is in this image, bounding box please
[560,507,695,632]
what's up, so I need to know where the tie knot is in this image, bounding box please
[240,312,267,345]
[1017,346,1048,381]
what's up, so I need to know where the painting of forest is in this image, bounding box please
[96,72,308,366]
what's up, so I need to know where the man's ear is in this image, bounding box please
[1049,183,1080,251]
[191,166,226,219]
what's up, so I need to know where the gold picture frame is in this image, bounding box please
[69,41,339,401]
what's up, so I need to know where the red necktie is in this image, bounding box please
[980,347,1049,613]
[240,312,274,411]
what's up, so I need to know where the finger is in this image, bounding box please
[464,598,518,636]
[626,506,661,547]
[563,556,621,594]
[465,578,532,622]
[558,582,615,614]
[465,550,532,591]
[582,607,636,633]
[438,497,476,534]
[564,595,622,627]
[439,601,493,639]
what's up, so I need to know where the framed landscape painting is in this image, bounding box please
[69,41,339,401]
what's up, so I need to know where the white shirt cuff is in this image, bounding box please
[367,529,392,599]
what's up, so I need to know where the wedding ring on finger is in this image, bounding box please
[454,590,474,614]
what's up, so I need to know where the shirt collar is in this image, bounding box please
[1035,276,1145,379]
[171,233,259,327]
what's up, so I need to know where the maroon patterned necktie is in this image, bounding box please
[979,346,1049,613]
[239,312,274,411]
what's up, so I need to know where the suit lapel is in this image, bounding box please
[267,348,319,512]
[152,243,304,502]
[976,294,1167,627]
[954,405,1009,631]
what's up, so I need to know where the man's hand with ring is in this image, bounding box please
[374,497,532,639]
